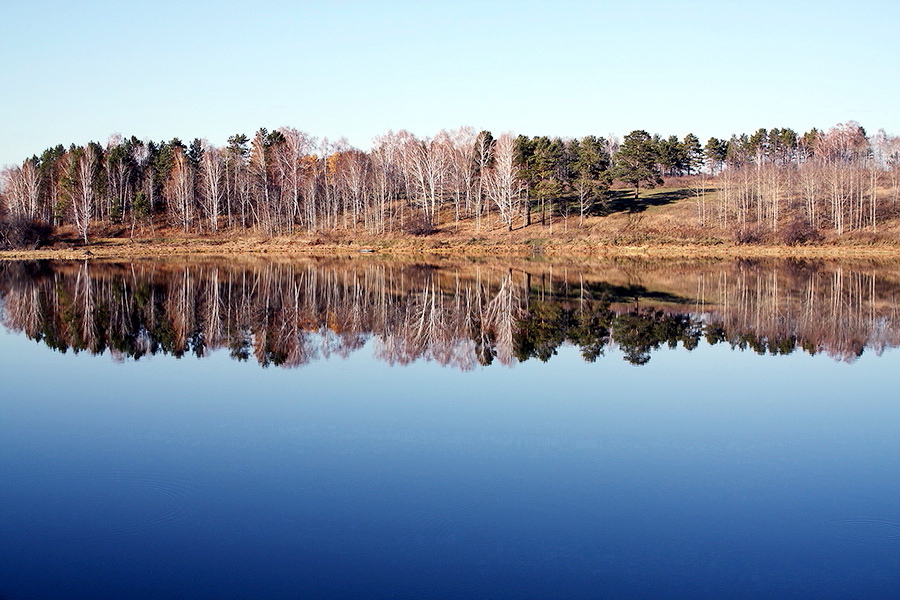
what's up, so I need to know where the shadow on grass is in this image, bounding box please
[604,188,716,214]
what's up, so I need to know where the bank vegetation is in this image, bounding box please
[2,122,899,256]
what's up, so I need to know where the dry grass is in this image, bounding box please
[4,187,900,264]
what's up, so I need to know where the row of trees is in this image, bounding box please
[2,123,899,241]
[700,123,900,234]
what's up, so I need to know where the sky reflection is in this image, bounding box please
[1,260,899,599]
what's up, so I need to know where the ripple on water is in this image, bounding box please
[834,518,900,542]
[0,471,195,543]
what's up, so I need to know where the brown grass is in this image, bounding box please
[4,187,900,264]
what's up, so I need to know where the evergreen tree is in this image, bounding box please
[769,128,798,163]
[187,138,204,169]
[799,128,821,159]
[726,134,751,167]
[749,128,769,158]
[38,144,66,224]
[612,130,663,201]
[656,135,687,176]
[704,137,727,173]
[683,133,703,174]
[572,135,610,223]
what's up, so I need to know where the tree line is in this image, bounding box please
[2,123,899,244]
[699,123,900,236]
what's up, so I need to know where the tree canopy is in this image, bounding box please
[612,130,663,201]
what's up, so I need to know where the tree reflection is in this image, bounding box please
[1,259,899,368]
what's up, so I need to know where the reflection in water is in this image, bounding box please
[1,258,899,367]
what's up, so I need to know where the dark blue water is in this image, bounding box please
[2,324,899,599]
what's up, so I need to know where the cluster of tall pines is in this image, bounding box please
[1,122,899,243]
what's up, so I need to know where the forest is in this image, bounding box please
[2,122,900,248]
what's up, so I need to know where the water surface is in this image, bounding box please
[1,258,898,599]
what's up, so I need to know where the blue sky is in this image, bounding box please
[1,0,897,165]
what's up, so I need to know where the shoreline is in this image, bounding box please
[2,235,900,263]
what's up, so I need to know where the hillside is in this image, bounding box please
[3,182,900,262]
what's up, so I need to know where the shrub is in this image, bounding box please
[733,227,761,245]
[0,216,53,250]
[780,218,822,246]
[403,213,436,236]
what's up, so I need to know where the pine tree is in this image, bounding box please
[683,133,703,174]
[612,130,662,201]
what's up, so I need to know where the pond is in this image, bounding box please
[1,257,898,599]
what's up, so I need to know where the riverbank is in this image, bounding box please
[5,183,900,262]
[2,232,899,262]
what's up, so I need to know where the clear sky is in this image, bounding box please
[1,0,897,165]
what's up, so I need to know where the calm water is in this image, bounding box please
[1,258,899,599]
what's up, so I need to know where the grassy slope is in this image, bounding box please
[3,185,900,262]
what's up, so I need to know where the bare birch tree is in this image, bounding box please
[486,132,519,231]
[166,147,194,232]
[199,143,224,231]
[69,144,100,243]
